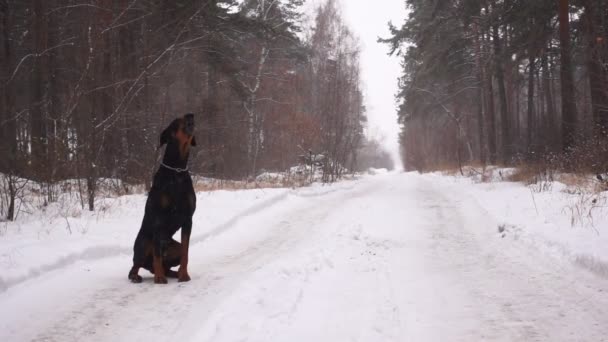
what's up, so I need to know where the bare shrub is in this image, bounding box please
[0,174,29,221]
[564,189,607,232]
[508,160,555,192]
[193,172,312,192]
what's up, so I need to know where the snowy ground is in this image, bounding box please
[1,172,608,341]
[426,169,608,279]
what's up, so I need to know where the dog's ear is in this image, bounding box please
[191,136,197,147]
[159,119,178,147]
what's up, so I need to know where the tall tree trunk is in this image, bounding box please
[474,22,486,164]
[0,0,17,175]
[245,45,269,177]
[99,0,114,178]
[47,1,60,202]
[493,24,511,164]
[118,0,135,182]
[515,78,521,152]
[527,55,536,158]
[483,30,498,165]
[0,2,18,225]
[558,0,578,153]
[84,4,98,211]
[486,68,498,165]
[541,49,557,151]
[583,1,608,136]
[31,0,49,180]
[204,62,219,176]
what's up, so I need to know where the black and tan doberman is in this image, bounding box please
[128,113,197,284]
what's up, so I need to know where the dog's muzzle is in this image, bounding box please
[184,113,195,135]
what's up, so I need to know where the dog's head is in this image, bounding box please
[160,113,197,159]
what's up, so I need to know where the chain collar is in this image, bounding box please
[160,162,189,173]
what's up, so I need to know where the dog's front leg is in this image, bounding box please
[153,233,168,284]
[128,232,146,283]
[178,219,192,282]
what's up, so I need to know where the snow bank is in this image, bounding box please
[422,171,608,279]
[0,188,288,292]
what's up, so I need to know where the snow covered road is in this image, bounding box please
[2,173,608,341]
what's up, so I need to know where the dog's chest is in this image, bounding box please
[153,176,195,214]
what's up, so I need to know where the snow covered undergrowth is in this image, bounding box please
[422,171,608,279]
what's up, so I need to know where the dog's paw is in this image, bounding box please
[154,275,168,284]
[128,268,143,283]
[129,274,143,283]
[178,270,191,283]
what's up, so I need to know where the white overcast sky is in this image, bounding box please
[303,0,407,168]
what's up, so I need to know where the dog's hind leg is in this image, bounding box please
[163,239,182,278]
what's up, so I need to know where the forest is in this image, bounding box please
[0,0,393,219]
[383,0,608,173]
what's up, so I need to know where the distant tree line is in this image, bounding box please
[354,137,395,172]
[383,0,608,172]
[0,0,380,218]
